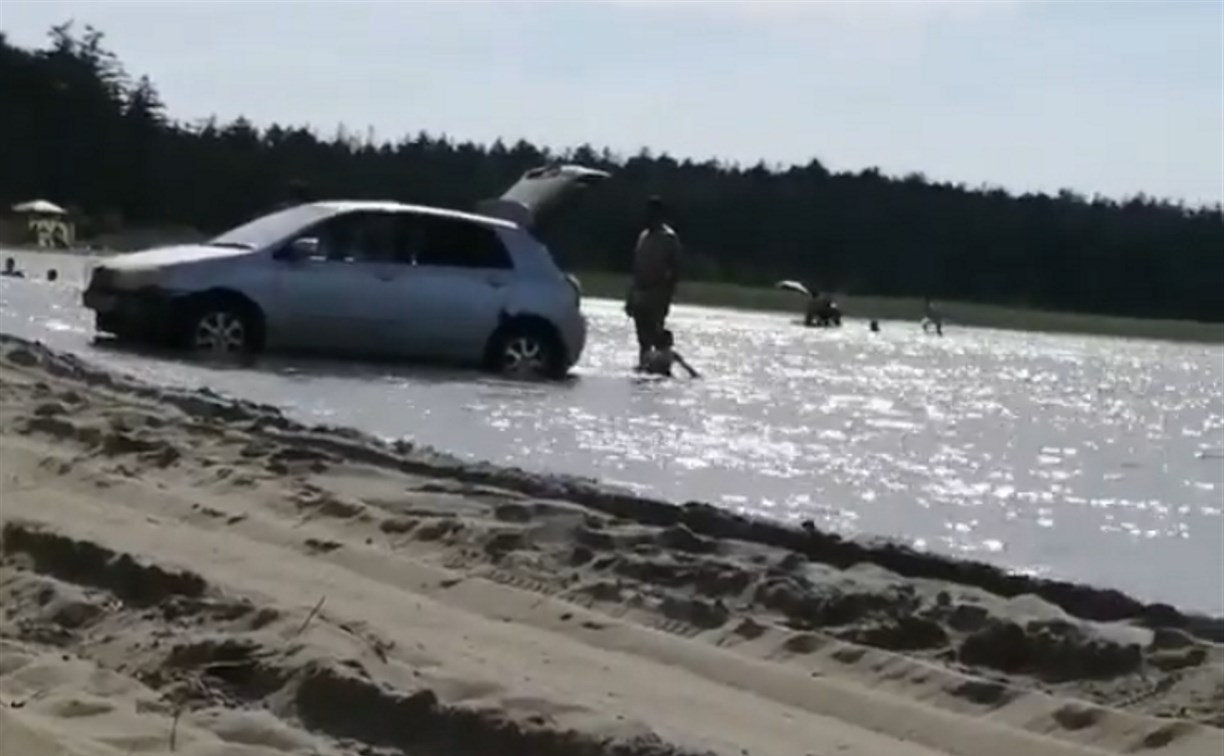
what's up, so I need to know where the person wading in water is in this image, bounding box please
[922,297,944,336]
[625,197,682,370]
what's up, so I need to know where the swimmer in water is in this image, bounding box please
[1,258,24,278]
[640,329,699,378]
[46,269,58,282]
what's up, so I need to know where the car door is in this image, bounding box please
[394,214,514,364]
[265,211,406,357]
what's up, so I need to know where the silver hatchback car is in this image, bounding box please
[83,165,608,378]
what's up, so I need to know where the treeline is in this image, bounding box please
[2,24,1221,321]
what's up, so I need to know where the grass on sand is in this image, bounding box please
[576,271,1224,344]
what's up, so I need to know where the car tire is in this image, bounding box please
[488,321,564,380]
[183,297,261,358]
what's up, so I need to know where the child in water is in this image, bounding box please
[640,329,699,378]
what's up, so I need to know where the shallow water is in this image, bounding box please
[3,251,1223,613]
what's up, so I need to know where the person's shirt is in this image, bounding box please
[631,224,681,291]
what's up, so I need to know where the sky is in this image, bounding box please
[2,0,1221,205]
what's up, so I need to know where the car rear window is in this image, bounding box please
[416,217,513,270]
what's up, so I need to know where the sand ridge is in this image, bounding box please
[0,333,1221,756]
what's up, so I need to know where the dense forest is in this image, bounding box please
[2,24,1221,321]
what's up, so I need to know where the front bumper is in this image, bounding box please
[562,313,588,367]
[83,285,179,343]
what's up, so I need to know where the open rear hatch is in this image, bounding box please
[476,164,610,232]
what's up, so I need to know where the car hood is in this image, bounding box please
[476,164,610,232]
[100,244,255,272]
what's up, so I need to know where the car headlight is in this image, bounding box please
[112,267,163,290]
[564,273,582,305]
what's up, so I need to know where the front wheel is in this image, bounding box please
[185,301,258,357]
[488,324,564,380]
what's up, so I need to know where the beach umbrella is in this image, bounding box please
[11,199,67,215]
[774,280,812,298]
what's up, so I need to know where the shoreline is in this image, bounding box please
[577,272,1224,345]
[0,331,1221,756]
[4,245,1221,344]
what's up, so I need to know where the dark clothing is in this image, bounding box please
[631,225,681,291]
[631,289,671,354]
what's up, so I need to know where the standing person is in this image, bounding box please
[625,196,682,369]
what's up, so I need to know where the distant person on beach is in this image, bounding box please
[639,329,699,378]
[922,297,943,336]
[625,196,682,369]
[46,269,58,282]
[1,258,24,278]
[805,291,842,327]
[869,319,880,333]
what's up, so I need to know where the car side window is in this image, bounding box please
[415,216,513,270]
[297,212,409,264]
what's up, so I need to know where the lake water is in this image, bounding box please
[3,250,1222,613]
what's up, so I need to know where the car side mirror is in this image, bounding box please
[276,237,319,261]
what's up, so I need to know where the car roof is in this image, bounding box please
[307,200,519,230]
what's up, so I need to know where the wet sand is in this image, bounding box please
[0,333,1221,755]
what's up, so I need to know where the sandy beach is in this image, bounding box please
[0,333,1220,756]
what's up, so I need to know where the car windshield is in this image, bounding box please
[208,205,338,250]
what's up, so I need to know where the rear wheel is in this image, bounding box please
[488,322,564,380]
